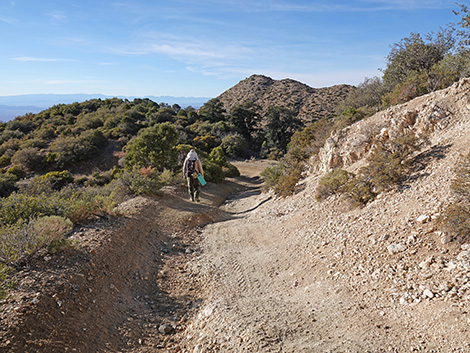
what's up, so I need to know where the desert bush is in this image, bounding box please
[11,147,44,171]
[315,169,355,201]
[261,165,283,192]
[5,165,26,179]
[0,193,66,225]
[220,134,248,157]
[202,160,225,183]
[223,163,240,178]
[273,168,302,198]
[438,203,470,242]
[0,173,18,198]
[0,263,15,301]
[40,170,74,191]
[438,152,470,241]
[209,146,227,167]
[0,154,11,167]
[32,216,73,253]
[117,168,163,196]
[0,216,73,264]
[360,133,420,193]
[344,178,377,206]
[48,130,107,168]
[124,122,178,172]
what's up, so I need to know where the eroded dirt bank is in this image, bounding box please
[0,170,253,352]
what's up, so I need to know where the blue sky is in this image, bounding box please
[0,0,462,98]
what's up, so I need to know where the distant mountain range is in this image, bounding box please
[0,94,211,122]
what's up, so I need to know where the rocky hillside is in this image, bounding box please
[217,74,355,123]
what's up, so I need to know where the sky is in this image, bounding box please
[0,0,463,99]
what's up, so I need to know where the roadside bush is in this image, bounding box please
[209,146,227,167]
[261,165,283,192]
[0,193,66,225]
[273,168,302,198]
[315,169,355,201]
[0,216,73,264]
[223,163,240,178]
[438,152,470,241]
[0,263,15,301]
[344,178,377,206]
[202,160,225,183]
[117,168,163,196]
[124,122,178,172]
[360,133,420,193]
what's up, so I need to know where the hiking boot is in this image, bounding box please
[195,197,200,202]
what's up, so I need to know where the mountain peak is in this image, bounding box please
[217,75,355,122]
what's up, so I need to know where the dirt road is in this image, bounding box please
[180,162,396,352]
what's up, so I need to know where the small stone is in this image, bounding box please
[158,324,173,334]
[423,289,434,299]
[417,215,430,224]
[388,243,407,255]
[441,235,453,244]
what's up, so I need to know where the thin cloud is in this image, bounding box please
[43,79,99,85]
[0,16,17,24]
[181,0,456,13]
[48,10,68,22]
[12,57,77,62]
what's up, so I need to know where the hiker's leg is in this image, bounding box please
[194,182,201,201]
[187,178,194,201]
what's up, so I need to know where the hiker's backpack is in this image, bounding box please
[187,159,197,178]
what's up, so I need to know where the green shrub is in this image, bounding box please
[0,174,18,198]
[32,216,73,253]
[0,193,66,225]
[48,130,107,168]
[209,146,227,167]
[438,152,470,241]
[223,163,240,178]
[315,169,355,201]
[273,169,302,198]
[40,170,74,190]
[6,165,25,179]
[220,134,248,157]
[0,154,11,167]
[11,147,44,171]
[344,178,377,206]
[202,160,225,183]
[0,263,15,301]
[0,216,73,264]
[261,165,283,191]
[124,122,178,172]
[360,133,420,193]
[117,168,163,196]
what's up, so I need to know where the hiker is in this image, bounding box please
[183,149,204,202]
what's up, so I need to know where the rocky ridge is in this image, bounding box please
[217,74,355,123]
